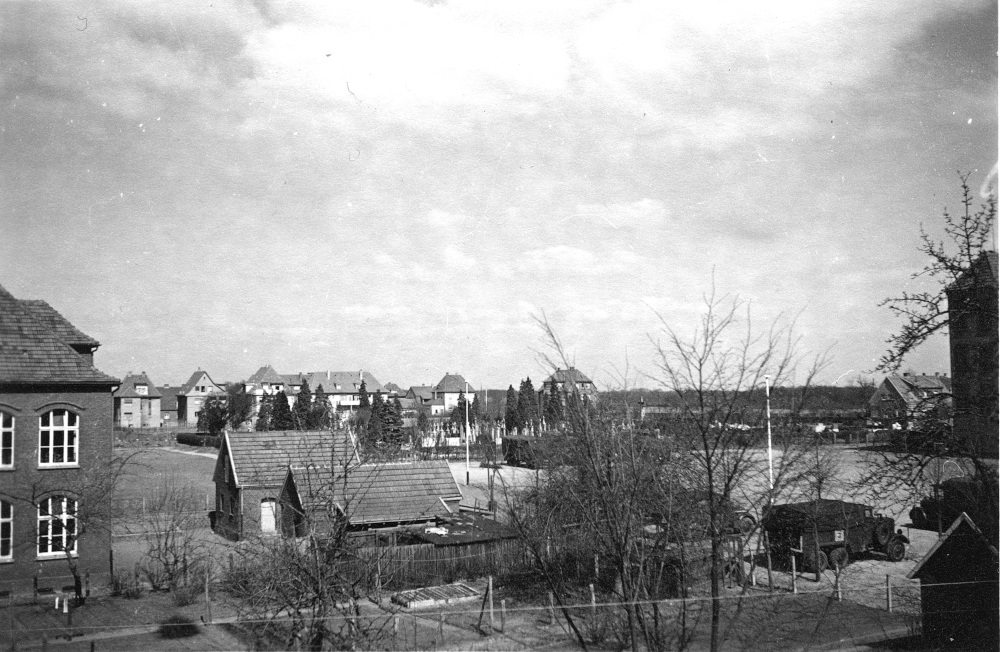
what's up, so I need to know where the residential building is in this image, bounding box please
[868,373,952,428]
[176,370,224,425]
[113,372,161,428]
[157,385,180,427]
[432,373,474,412]
[907,512,999,648]
[212,430,358,540]
[279,460,461,536]
[0,285,119,592]
[946,250,999,457]
[243,365,290,428]
[541,368,597,400]
[299,370,386,413]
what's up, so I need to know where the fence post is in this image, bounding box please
[393,615,398,651]
[791,555,797,594]
[413,614,418,648]
[886,575,892,613]
[764,532,773,592]
[439,611,444,643]
[488,576,494,634]
[109,549,115,578]
[835,572,841,601]
[594,553,599,580]
[549,592,556,625]
[590,583,596,618]
[501,599,506,633]
[204,570,212,624]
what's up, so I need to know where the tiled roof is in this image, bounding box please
[384,382,403,394]
[19,300,100,348]
[221,430,358,488]
[158,387,180,411]
[545,367,593,385]
[950,250,999,291]
[290,460,461,526]
[281,374,302,386]
[247,365,285,385]
[114,372,163,398]
[0,284,118,385]
[179,370,221,394]
[407,386,434,401]
[434,374,470,393]
[884,374,952,405]
[301,371,385,395]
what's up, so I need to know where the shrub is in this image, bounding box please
[110,569,144,599]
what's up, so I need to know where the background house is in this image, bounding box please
[946,250,999,458]
[432,373,474,412]
[176,370,224,425]
[300,370,386,413]
[113,372,161,428]
[541,367,596,401]
[868,373,952,428]
[0,284,119,592]
[157,385,180,427]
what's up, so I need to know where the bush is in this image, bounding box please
[110,569,144,599]
[175,432,221,448]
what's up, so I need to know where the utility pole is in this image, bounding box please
[465,382,471,486]
[765,375,774,495]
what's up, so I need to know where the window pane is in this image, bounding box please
[53,447,63,464]
[1,449,9,466]
[53,412,64,427]
[40,413,49,427]
[66,500,76,516]
[39,499,50,516]
[1,413,10,427]
[54,431,64,447]
[67,412,77,427]
[1,502,9,518]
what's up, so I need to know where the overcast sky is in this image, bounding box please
[1,0,996,390]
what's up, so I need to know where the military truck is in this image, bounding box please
[763,499,908,572]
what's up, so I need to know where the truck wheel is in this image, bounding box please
[828,547,849,570]
[738,515,756,535]
[874,520,892,547]
[803,549,828,573]
[886,538,906,562]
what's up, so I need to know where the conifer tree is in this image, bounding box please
[255,394,273,431]
[293,379,312,430]
[310,384,331,429]
[368,391,385,445]
[544,387,563,425]
[450,392,468,432]
[504,385,519,433]
[271,390,295,431]
[358,379,370,410]
[384,398,404,446]
[470,393,482,424]
[517,377,538,431]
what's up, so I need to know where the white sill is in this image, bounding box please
[37,463,81,470]
[36,552,78,561]
[0,557,12,564]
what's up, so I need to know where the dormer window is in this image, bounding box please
[135,385,148,396]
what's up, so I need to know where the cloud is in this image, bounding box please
[518,245,644,277]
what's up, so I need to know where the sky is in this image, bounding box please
[1,0,996,391]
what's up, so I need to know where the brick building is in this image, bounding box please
[0,284,118,593]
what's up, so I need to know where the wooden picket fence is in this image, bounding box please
[356,539,532,591]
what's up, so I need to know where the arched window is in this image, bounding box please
[0,500,11,560]
[39,410,78,467]
[37,496,77,556]
[0,412,12,468]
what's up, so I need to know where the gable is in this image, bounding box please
[909,513,1000,581]
[226,430,358,488]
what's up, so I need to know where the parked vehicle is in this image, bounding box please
[763,499,908,572]
[909,475,998,542]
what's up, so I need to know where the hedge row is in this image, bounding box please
[175,432,222,448]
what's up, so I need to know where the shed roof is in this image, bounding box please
[0,284,118,385]
[287,460,461,527]
[218,430,359,488]
[114,372,163,398]
[908,512,1000,580]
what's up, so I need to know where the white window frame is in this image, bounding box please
[38,409,79,468]
[37,496,77,558]
[0,411,13,469]
[0,500,12,561]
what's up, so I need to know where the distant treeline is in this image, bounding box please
[602,384,874,416]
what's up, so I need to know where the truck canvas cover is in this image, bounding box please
[764,499,869,531]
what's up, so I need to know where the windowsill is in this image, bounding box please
[36,552,78,561]
[37,464,81,470]
[0,558,12,564]
[0,467,14,472]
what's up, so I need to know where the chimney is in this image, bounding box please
[327,370,330,381]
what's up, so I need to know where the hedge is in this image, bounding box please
[175,432,222,448]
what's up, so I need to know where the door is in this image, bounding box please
[260,499,276,534]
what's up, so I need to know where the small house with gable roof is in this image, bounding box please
[113,372,161,428]
[300,370,386,413]
[907,512,999,647]
[213,430,359,540]
[869,373,952,428]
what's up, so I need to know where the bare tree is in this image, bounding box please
[651,290,830,652]
[136,475,211,593]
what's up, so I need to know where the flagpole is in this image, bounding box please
[765,375,774,497]
[465,382,471,486]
